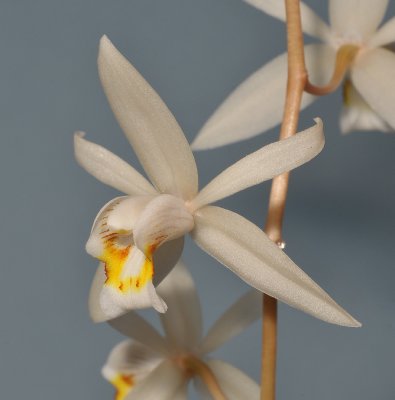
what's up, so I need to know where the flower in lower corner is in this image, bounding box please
[75,35,360,328]
[101,262,262,400]
[192,0,395,149]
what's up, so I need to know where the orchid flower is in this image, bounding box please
[192,0,395,150]
[101,261,261,400]
[75,35,360,328]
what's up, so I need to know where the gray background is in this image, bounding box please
[1,0,394,399]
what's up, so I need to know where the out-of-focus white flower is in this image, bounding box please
[75,36,360,328]
[192,0,395,149]
[101,262,262,400]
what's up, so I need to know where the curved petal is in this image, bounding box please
[192,44,333,150]
[329,0,388,41]
[125,360,185,400]
[369,16,395,47]
[351,48,395,130]
[74,133,157,196]
[98,36,198,200]
[195,360,259,400]
[88,238,183,322]
[243,0,331,41]
[199,290,261,355]
[133,195,194,253]
[102,340,163,400]
[157,261,203,352]
[191,119,324,210]
[191,206,361,328]
[340,80,392,134]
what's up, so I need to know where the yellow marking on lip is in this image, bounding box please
[111,374,134,400]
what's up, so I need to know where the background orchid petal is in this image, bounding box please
[74,133,157,196]
[351,48,395,130]
[192,206,361,327]
[243,0,331,41]
[192,119,324,209]
[329,0,388,40]
[192,44,334,150]
[197,360,259,400]
[125,360,185,400]
[199,290,261,355]
[157,261,203,352]
[98,36,198,199]
[369,16,395,47]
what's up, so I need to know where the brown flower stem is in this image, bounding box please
[260,0,307,399]
[305,45,360,96]
[184,356,227,400]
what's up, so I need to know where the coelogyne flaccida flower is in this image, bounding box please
[192,0,395,150]
[75,35,360,327]
[101,262,261,400]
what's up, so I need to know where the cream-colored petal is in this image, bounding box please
[98,36,198,199]
[351,47,395,130]
[192,44,333,150]
[329,0,388,41]
[192,206,361,327]
[157,261,203,352]
[244,0,331,41]
[133,194,194,253]
[369,16,395,47]
[74,133,157,196]
[191,119,324,210]
[340,80,392,134]
[199,290,261,355]
[125,360,185,400]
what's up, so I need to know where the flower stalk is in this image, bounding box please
[261,0,307,399]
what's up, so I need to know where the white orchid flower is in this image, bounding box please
[101,261,262,400]
[192,0,395,149]
[75,35,360,328]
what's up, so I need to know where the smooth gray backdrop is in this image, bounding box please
[1,0,394,399]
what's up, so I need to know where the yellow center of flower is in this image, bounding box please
[111,374,134,400]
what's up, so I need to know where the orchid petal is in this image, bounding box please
[88,238,183,322]
[133,194,194,254]
[199,290,261,355]
[244,0,331,41]
[192,206,361,327]
[369,16,395,47]
[191,119,324,210]
[125,360,184,400]
[192,45,333,150]
[157,261,203,352]
[74,133,157,196]
[340,80,392,134]
[329,0,388,41]
[102,340,163,400]
[98,36,198,199]
[195,360,259,400]
[351,47,395,130]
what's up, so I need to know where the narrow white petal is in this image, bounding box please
[74,133,157,196]
[192,44,333,150]
[369,16,395,47]
[340,81,392,134]
[351,48,395,130]
[194,360,259,400]
[192,206,361,327]
[98,36,198,199]
[126,360,184,400]
[191,119,324,210]
[133,194,194,253]
[329,0,388,41]
[244,0,331,41]
[102,340,163,399]
[157,261,203,352]
[199,290,261,355]
[109,317,168,355]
